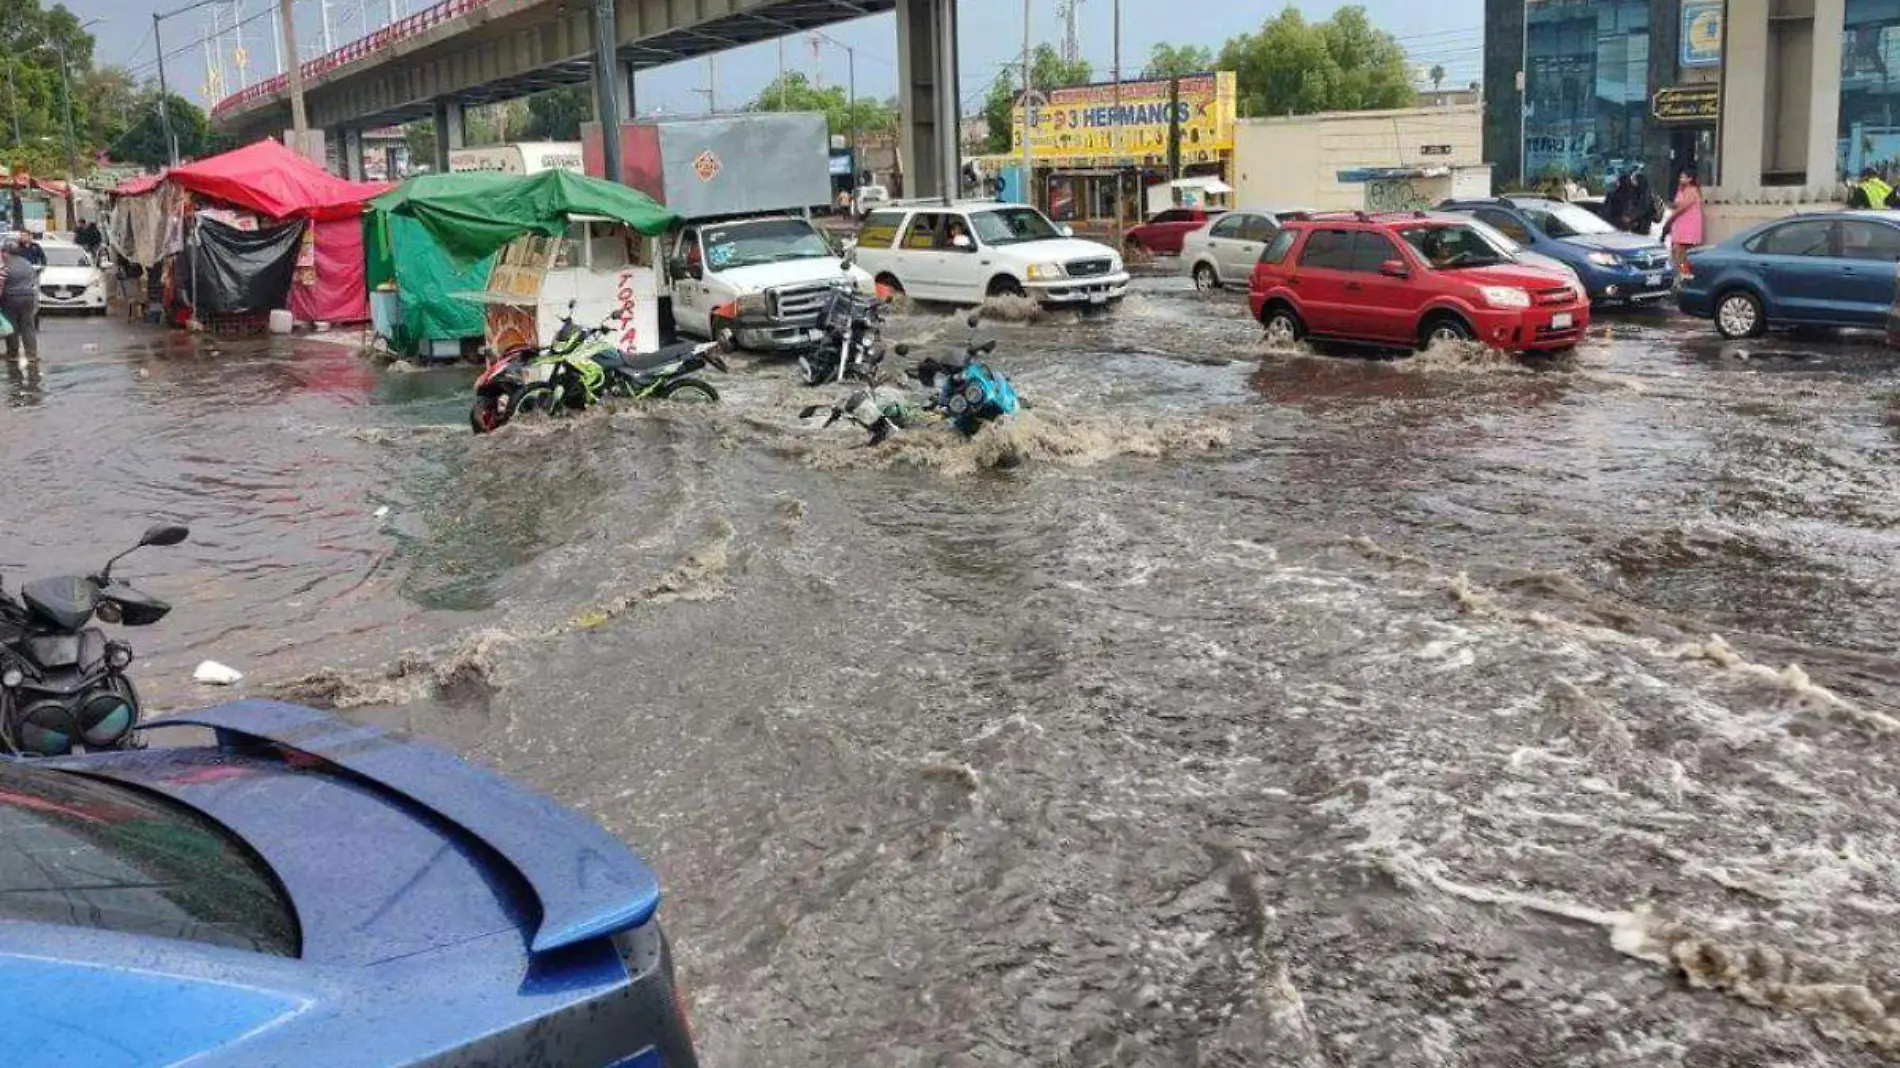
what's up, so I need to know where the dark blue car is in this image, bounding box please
[1676,210,1900,338]
[1436,196,1674,303]
[0,701,698,1068]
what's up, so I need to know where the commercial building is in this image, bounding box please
[1488,0,1894,225]
[977,72,1238,226]
[1233,103,1485,210]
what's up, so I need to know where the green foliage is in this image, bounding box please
[404,121,437,169]
[1143,43,1214,79]
[746,71,896,139]
[982,44,1092,154]
[1217,5,1414,118]
[524,88,592,141]
[107,93,225,168]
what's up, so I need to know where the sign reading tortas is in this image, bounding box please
[1653,85,1720,122]
[1012,72,1237,164]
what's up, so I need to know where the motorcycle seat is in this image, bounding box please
[601,342,701,373]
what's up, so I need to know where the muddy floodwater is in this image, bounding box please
[7,280,1900,1065]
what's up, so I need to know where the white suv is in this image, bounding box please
[852,203,1129,307]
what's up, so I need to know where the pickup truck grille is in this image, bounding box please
[1067,258,1114,278]
[768,283,836,325]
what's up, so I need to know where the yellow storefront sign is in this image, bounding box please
[1012,72,1237,165]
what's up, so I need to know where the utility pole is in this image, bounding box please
[778,38,787,110]
[1111,0,1122,242]
[43,41,79,224]
[319,0,335,52]
[4,60,20,147]
[1020,0,1033,209]
[271,3,283,75]
[280,0,309,137]
[1167,74,1182,181]
[590,0,622,182]
[153,16,178,166]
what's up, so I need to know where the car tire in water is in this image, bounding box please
[988,276,1026,299]
[1193,263,1220,292]
[660,378,720,404]
[1260,305,1305,346]
[1715,290,1765,339]
[1421,315,1475,349]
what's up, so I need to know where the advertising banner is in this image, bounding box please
[1012,72,1237,165]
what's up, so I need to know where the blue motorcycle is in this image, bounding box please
[801,314,1021,445]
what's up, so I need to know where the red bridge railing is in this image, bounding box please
[211,0,488,117]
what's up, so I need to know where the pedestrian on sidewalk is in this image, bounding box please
[1,232,42,362]
[1665,171,1704,275]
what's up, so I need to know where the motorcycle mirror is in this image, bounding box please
[966,313,982,329]
[894,343,911,357]
[141,524,189,548]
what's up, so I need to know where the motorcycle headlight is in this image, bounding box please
[2,668,21,688]
[854,272,876,295]
[1585,251,1621,267]
[106,643,134,670]
[79,686,136,747]
[1479,286,1532,309]
[1025,262,1067,280]
[12,699,77,757]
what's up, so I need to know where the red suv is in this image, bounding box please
[1248,213,1589,353]
[1125,207,1223,255]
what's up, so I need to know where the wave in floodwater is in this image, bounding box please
[785,407,1232,476]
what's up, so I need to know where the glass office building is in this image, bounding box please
[1522,0,1652,183]
[1842,0,1900,178]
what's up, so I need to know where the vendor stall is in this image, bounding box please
[370,170,677,358]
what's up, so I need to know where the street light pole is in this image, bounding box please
[155,0,245,168]
[1021,0,1033,209]
[40,39,83,226]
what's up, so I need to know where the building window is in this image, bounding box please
[1524,0,1650,186]
[1841,0,1900,179]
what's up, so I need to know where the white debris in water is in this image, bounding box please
[193,660,243,686]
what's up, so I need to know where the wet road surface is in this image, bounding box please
[7,283,1900,1065]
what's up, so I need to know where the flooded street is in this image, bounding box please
[8,280,1900,1065]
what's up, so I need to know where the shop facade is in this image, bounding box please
[977,72,1238,226]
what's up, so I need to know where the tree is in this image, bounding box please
[1143,43,1214,80]
[982,44,1092,153]
[746,71,896,139]
[524,87,592,141]
[82,65,140,149]
[107,92,221,167]
[1430,64,1446,92]
[1217,6,1414,118]
[404,120,437,170]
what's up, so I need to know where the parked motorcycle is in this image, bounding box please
[799,284,889,387]
[0,524,189,757]
[801,314,1021,445]
[470,302,731,434]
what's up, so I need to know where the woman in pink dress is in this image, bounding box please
[1668,171,1705,274]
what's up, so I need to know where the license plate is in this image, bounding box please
[1645,272,1663,286]
[1089,292,1108,305]
[1551,312,1574,330]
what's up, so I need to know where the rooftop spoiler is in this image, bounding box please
[143,701,661,954]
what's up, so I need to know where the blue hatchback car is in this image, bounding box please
[1676,210,1900,338]
[0,701,698,1068]
[1436,196,1674,303]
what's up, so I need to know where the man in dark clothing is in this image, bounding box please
[14,232,44,268]
[1,233,42,361]
[1627,173,1659,233]
[75,221,102,259]
[1604,174,1634,234]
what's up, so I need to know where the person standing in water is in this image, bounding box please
[0,232,42,362]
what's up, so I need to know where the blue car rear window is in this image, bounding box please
[0,763,299,957]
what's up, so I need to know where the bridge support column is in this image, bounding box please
[896,0,960,202]
[594,57,635,122]
[335,127,366,181]
[432,97,466,174]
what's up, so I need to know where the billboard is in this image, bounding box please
[1011,72,1237,165]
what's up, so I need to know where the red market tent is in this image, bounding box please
[166,139,387,222]
[165,140,391,323]
[112,173,165,197]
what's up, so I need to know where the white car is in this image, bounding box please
[852,203,1129,307]
[1183,208,1312,291]
[36,240,107,315]
[853,185,889,217]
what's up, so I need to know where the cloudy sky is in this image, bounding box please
[65,0,1485,119]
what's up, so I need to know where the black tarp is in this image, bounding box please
[184,215,306,316]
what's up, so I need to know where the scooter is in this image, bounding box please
[0,524,189,757]
[471,302,731,434]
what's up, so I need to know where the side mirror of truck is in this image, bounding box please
[669,256,703,281]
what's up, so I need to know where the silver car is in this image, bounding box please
[1182,209,1312,291]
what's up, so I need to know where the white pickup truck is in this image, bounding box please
[661,216,872,351]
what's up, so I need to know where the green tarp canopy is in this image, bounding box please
[370,170,680,265]
[364,209,493,358]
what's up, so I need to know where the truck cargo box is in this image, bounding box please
[582,114,833,220]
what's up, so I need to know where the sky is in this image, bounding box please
[64,0,1487,121]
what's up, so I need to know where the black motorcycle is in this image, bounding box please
[798,285,889,387]
[0,524,189,757]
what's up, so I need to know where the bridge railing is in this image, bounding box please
[211,0,488,118]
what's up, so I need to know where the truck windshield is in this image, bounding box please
[1398,224,1513,270]
[703,219,833,270]
[968,208,1062,246]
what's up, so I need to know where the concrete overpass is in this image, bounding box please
[210,0,962,198]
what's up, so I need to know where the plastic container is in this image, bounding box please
[268,309,294,334]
